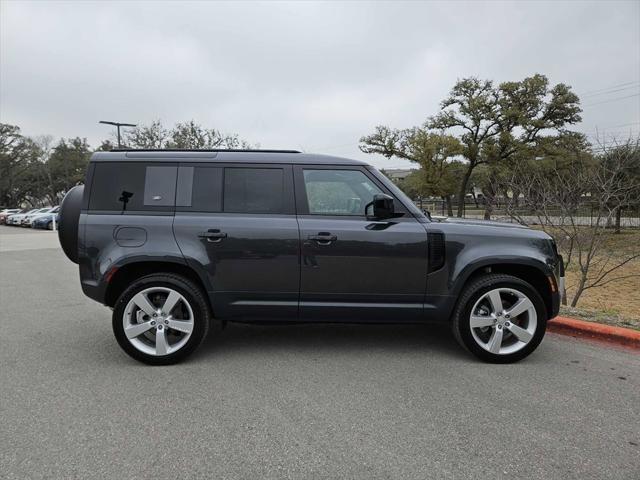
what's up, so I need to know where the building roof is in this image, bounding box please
[90,149,369,166]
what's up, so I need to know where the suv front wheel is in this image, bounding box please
[112,274,211,365]
[452,274,547,363]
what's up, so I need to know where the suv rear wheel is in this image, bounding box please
[452,274,547,363]
[112,274,210,365]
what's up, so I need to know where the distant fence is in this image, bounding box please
[415,198,640,228]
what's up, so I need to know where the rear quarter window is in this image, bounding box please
[89,162,177,212]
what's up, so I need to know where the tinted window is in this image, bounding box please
[193,167,222,211]
[303,169,383,215]
[224,168,284,214]
[89,163,177,212]
[176,166,224,212]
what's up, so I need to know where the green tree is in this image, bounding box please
[360,128,462,214]
[0,123,40,206]
[431,75,581,218]
[362,75,582,218]
[46,137,92,201]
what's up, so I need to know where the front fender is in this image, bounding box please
[423,222,556,321]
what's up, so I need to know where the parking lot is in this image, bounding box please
[0,225,639,479]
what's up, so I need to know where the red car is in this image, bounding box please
[0,209,22,225]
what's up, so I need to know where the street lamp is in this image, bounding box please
[99,120,137,148]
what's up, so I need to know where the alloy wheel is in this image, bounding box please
[469,287,537,355]
[122,287,195,356]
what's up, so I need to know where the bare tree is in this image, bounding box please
[122,120,169,148]
[120,120,252,150]
[501,138,640,307]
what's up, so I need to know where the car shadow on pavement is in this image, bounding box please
[195,322,468,361]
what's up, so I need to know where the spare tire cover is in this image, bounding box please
[58,185,84,264]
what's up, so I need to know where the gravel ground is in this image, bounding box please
[1,226,639,480]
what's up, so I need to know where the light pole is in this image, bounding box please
[99,120,137,148]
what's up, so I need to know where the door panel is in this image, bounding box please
[173,213,299,319]
[298,216,428,321]
[295,166,429,322]
[173,163,299,321]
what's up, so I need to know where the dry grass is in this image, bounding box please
[555,229,640,329]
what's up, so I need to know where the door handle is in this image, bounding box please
[198,229,228,243]
[308,233,337,245]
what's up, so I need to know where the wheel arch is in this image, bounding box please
[104,260,213,312]
[453,259,555,320]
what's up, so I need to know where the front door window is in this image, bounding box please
[302,169,383,216]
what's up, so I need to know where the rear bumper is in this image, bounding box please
[81,278,108,305]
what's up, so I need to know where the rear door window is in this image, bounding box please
[223,168,284,214]
[176,166,223,212]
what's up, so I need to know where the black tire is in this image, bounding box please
[452,273,547,363]
[112,273,211,365]
[58,185,84,264]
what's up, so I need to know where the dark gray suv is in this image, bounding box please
[58,149,563,365]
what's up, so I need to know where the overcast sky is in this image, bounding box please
[1,0,639,168]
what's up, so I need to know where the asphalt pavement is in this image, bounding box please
[0,225,638,479]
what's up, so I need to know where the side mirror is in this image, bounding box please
[366,193,395,220]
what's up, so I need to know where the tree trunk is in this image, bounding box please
[482,185,495,220]
[483,169,498,220]
[445,195,453,216]
[483,199,493,220]
[615,206,622,234]
[512,188,520,208]
[456,163,474,218]
[570,275,587,307]
[471,189,479,208]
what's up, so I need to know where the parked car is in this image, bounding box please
[57,149,564,365]
[0,209,21,225]
[32,211,60,230]
[6,209,39,226]
[20,207,52,227]
[28,206,60,228]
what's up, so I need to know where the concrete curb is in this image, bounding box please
[548,316,640,350]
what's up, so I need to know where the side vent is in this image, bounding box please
[427,231,446,273]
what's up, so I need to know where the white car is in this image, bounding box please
[6,209,40,226]
[25,207,59,227]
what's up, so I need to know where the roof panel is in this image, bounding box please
[90,150,368,166]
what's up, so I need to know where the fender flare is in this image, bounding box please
[450,255,553,297]
[104,255,214,303]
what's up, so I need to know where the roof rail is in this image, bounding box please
[110,148,301,154]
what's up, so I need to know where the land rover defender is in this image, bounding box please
[58,149,564,364]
